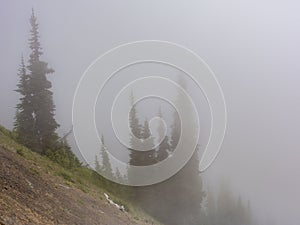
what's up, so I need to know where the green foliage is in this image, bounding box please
[13,11,81,171]
[45,141,81,169]
[0,125,160,224]
[94,155,101,173]
[16,147,24,156]
[99,136,113,178]
[57,171,74,183]
[14,56,36,149]
[127,78,205,225]
[156,109,170,161]
[14,10,59,153]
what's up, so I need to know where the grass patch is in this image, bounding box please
[56,171,74,183]
[16,147,24,156]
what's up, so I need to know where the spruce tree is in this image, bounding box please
[156,76,204,225]
[132,77,204,225]
[156,109,171,162]
[115,167,123,183]
[128,92,144,166]
[140,119,156,164]
[14,55,35,148]
[141,119,155,149]
[14,10,80,169]
[27,9,59,153]
[100,135,113,178]
[95,155,101,173]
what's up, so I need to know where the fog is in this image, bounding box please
[1,0,299,224]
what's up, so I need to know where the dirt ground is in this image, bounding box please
[0,146,153,225]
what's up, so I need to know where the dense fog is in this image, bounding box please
[1,1,299,224]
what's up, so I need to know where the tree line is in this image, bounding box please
[93,77,205,225]
[14,10,257,225]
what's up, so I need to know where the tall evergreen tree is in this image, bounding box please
[14,10,80,169]
[133,77,205,225]
[201,182,254,225]
[128,92,144,166]
[156,109,171,162]
[155,76,204,225]
[14,55,35,148]
[127,93,156,167]
[94,155,101,173]
[100,135,113,178]
[141,118,156,164]
[115,167,125,184]
[27,9,59,153]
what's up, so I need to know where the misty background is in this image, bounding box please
[0,1,299,224]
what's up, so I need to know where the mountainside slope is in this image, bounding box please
[0,127,158,225]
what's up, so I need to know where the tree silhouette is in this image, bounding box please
[100,135,113,178]
[14,10,81,169]
[156,108,170,162]
[15,10,59,153]
[14,55,35,148]
[94,155,101,173]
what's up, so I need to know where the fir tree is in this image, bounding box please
[127,92,157,192]
[141,119,155,149]
[95,155,101,173]
[134,77,205,225]
[14,10,80,169]
[141,118,156,164]
[154,76,204,225]
[115,167,123,183]
[156,109,171,162]
[100,135,113,178]
[200,182,254,225]
[14,55,35,148]
[128,92,146,166]
[27,9,59,153]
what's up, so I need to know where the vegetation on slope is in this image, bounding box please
[0,125,160,225]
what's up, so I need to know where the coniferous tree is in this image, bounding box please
[140,119,151,139]
[14,55,35,148]
[100,135,113,178]
[46,138,81,169]
[141,119,155,148]
[141,118,156,164]
[156,109,171,162]
[128,94,157,166]
[135,77,204,225]
[156,76,204,225]
[27,9,59,153]
[128,92,144,166]
[127,94,157,206]
[115,167,123,183]
[95,155,101,173]
[14,10,80,168]
[200,183,255,225]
